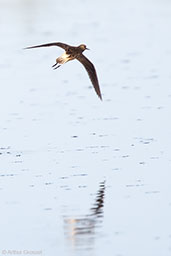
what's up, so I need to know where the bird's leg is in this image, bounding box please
[52,62,57,68]
[53,64,61,70]
[52,62,61,69]
[52,58,61,70]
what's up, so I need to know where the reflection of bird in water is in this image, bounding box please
[63,181,106,251]
[25,42,102,100]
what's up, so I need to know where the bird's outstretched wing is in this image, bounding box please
[76,54,102,100]
[24,42,69,50]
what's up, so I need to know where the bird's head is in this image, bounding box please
[79,44,90,52]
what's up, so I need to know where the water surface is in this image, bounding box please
[0,0,171,255]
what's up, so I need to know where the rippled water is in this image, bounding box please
[0,0,171,255]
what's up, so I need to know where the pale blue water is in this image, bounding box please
[0,0,171,255]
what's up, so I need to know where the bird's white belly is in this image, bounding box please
[57,52,71,64]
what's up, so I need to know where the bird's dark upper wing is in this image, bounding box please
[24,42,69,50]
[76,54,102,100]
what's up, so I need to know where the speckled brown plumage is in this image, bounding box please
[25,42,102,100]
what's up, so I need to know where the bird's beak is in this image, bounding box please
[86,47,90,50]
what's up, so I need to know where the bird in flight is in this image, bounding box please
[25,42,102,100]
